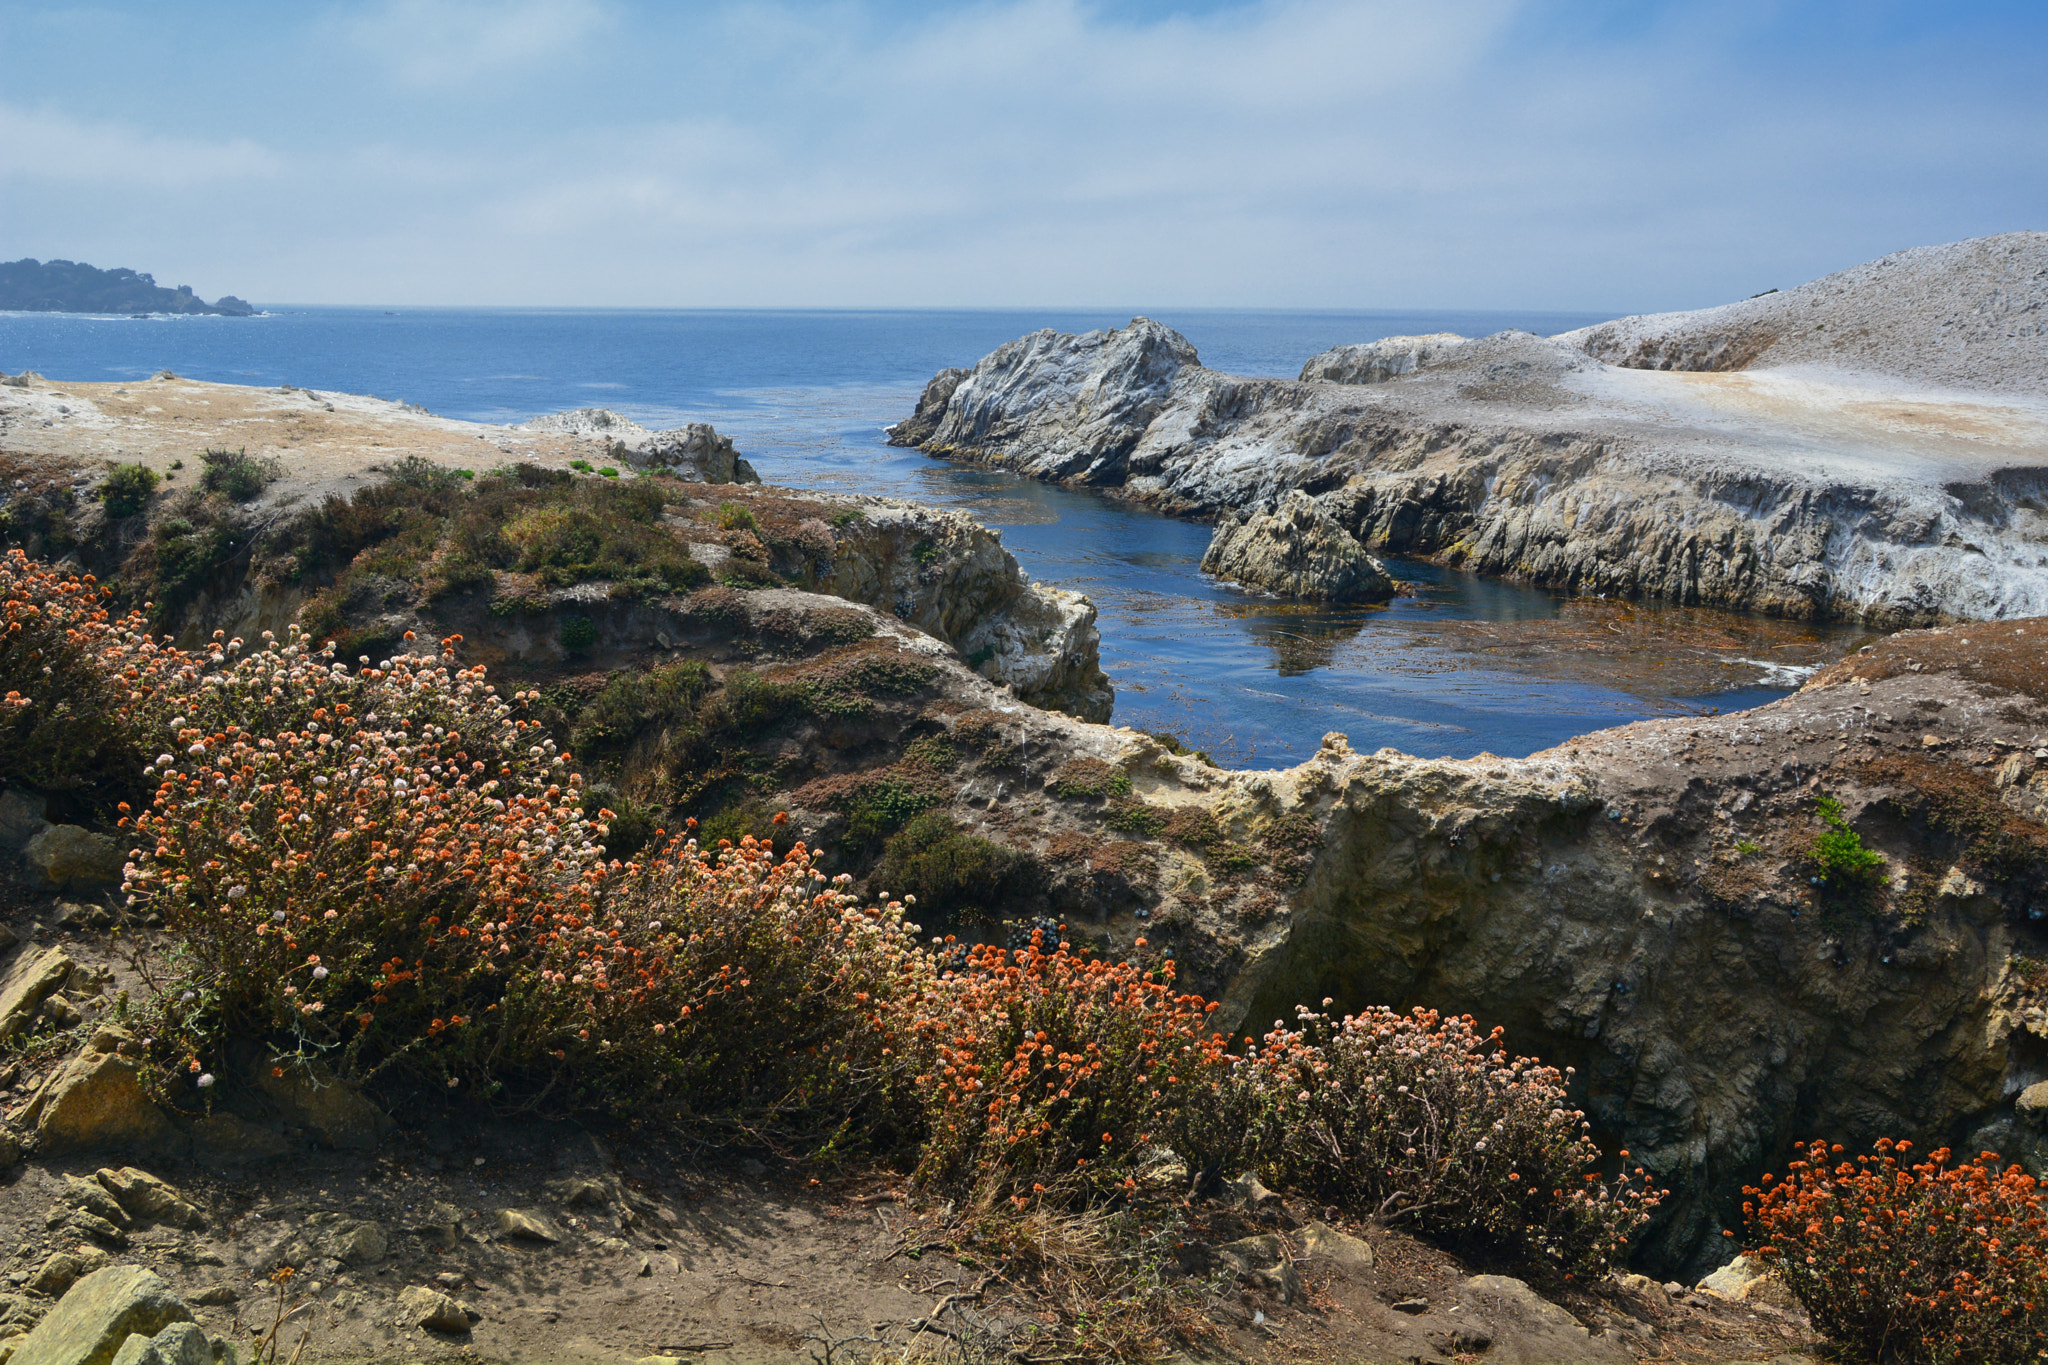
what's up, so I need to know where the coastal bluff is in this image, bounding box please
[0,258,253,316]
[892,231,2048,628]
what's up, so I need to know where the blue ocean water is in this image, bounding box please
[0,307,1866,767]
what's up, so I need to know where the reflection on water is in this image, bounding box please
[2,303,1871,769]
[718,396,1871,769]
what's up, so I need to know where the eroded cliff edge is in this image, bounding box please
[891,231,2048,628]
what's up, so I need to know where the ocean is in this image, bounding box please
[0,306,1867,768]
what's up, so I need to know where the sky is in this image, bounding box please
[1,0,2044,311]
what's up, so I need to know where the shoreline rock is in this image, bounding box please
[891,232,2048,629]
[1200,490,1395,602]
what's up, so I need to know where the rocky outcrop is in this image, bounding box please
[6,1266,198,1365]
[892,234,2048,629]
[1560,231,2048,394]
[1299,332,1470,384]
[517,410,761,483]
[1200,490,1395,601]
[1171,616,2048,1277]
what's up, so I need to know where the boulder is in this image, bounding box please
[1212,1233,1302,1303]
[93,1170,204,1231]
[1299,332,1470,385]
[2018,1080,2048,1128]
[1697,1255,1767,1301]
[323,1220,388,1266]
[0,790,50,851]
[1455,1274,1632,1364]
[0,947,73,1040]
[396,1286,473,1333]
[21,1034,180,1157]
[254,1058,389,1150]
[1300,1220,1374,1269]
[627,423,760,484]
[7,1266,192,1365]
[1200,491,1394,603]
[107,1322,214,1365]
[493,1208,560,1244]
[23,827,123,892]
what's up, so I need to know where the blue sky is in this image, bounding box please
[2,1,2043,310]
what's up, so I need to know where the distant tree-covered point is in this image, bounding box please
[0,258,254,316]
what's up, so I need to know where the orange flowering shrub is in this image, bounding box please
[586,834,932,1141]
[0,549,146,801]
[122,628,607,1085]
[1231,1005,1659,1280]
[1744,1139,2048,1365]
[904,929,1231,1206]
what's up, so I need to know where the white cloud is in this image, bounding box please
[334,0,614,86]
[0,103,282,188]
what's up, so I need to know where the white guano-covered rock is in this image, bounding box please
[1200,490,1395,602]
[516,410,760,484]
[1300,332,1470,384]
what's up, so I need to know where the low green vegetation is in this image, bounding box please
[198,446,281,500]
[873,810,1032,922]
[98,462,159,518]
[1811,793,1885,888]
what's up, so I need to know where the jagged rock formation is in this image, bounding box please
[518,409,760,483]
[1299,332,1469,385]
[1200,490,1395,601]
[0,258,253,316]
[892,234,2048,628]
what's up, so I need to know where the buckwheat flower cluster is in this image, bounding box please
[1745,1139,2048,1365]
[1227,1004,1660,1280]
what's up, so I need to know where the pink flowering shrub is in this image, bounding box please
[1230,1005,1661,1280]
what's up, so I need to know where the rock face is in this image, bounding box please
[1185,616,2048,1277]
[1299,332,1470,385]
[517,410,761,483]
[1200,490,1395,601]
[892,234,2048,628]
[0,946,73,1040]
[8,1266,192,1365]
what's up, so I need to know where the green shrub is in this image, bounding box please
[559,615,599,655]
[717,501,758,532]
[198,447,281,500]
[1104,799,1167,837]
[874,812,1027,920]
[570,459,593,472]
[1811,793,1885,889]
[1048,758,1130,801]
[828,507,865,530]
[598,467,619,479]
[99,463,159,518]
[910,539,940,566]
[571,660,714,758]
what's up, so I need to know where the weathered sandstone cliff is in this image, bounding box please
[892,232,2048,627]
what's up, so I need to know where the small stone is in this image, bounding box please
[432,1274,464,1291]
[324,1220,387,1266]
[26,1254,85,1298]
[636,1257,653,1278]
[63,1211,130,1248]
[1222,1171,1283,1212]
[2019,1081,2048,1128]
[397,1285,473,1333]
[61,1175,132,1228]
[110,1320,216,1365]
[0,947,74,1041]
[94,1169,204,1231]
[187,1286,238,1307]
[494,1209,560,1244]
[549,1177,610,1207]
[1697,1254,1767,1300]
[1391,1297,1429,1314]
[1301,1221,1374,1270]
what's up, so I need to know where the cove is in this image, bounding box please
[0,305,1871,766]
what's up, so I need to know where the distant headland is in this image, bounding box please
[0,257,254,316]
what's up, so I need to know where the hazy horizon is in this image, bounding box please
[4,1,2043,314]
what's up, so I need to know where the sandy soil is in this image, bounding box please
[0,372,612,510]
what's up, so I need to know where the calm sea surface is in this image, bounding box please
[0,307,1869,768]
